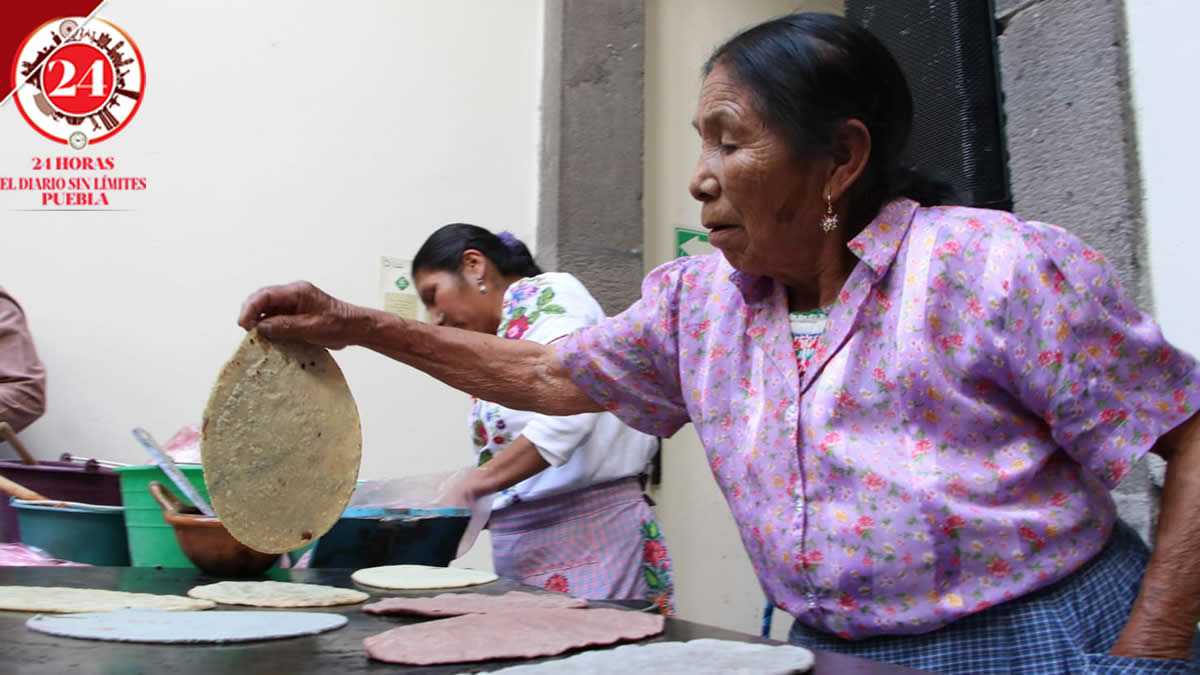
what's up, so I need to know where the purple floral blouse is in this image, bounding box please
[555,198,1200,639]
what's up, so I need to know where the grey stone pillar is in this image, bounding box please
[538,0,646,315]
[997,0,1160,542]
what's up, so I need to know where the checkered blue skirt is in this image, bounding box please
[787,520,1199,673]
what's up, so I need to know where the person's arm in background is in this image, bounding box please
[455,436,551,500]
[448,275,610,502]
[0,287,46,432]
[453,407,604,501]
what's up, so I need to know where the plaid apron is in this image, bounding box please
[489,476,675,615]
[787,520,1200,673]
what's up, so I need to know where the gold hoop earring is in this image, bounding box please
[821,191,839,233]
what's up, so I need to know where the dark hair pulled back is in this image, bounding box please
[412,223,543,280]
[704,12,951,236]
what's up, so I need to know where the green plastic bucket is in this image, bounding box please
[115,465,211,568]
[12,498,130,566]
[115,466,315,569]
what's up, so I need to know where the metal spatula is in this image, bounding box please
[132,428,215,517]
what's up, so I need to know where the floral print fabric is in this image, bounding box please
[640,519,674,614]
[555,199,1200,639]
[790,308,828,372]
[471,273,659,510]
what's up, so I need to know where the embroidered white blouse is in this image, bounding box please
[470,273,659,510]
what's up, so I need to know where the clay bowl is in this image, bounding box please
[149,481,280,577]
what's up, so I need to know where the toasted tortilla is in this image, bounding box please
[202,329,362,554]
[0,586,214,613]
[187,581,368,608]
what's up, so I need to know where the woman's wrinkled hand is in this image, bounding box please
[238,281,370,350]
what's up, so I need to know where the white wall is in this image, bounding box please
[1,0,545,570]
[1125,1,1200,357]
[643,0,843,640]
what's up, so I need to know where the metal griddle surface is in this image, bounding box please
[0,566,927,674]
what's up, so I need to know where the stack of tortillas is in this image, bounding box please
[202,329,362,554]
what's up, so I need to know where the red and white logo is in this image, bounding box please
[10,17,145,148]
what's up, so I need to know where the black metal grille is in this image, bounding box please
[845,0,1012,210]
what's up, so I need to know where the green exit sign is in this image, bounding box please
[675,227,715,258]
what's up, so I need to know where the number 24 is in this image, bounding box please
[47,59,107,97]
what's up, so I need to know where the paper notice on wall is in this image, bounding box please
[380,256,422,320]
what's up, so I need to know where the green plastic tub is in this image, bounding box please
[115,465,314,569]
[115,465,211,568]
[13,498,130,566]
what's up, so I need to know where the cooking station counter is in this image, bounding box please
[0,566,928,674]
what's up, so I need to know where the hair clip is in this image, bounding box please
[496,230,521,251]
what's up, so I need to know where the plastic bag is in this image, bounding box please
[0,543,89,567]
[347,467,493,559]
[151,424,201,465]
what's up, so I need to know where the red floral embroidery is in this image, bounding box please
[544,574,569,594]
[504,314,531,340]
[644,540,668,566]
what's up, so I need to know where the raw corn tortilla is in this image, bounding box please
[202,329,362,554]
[27,608,347,644]
[187,581,369,608]
[364,608,664,665]
[0,586,214,613]
[351,565,498,590]
[478,639,815,674]
[363,591,587,616]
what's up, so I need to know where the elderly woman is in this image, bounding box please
[239,13,1200,673]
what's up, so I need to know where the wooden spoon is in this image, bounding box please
[0,422,37,465]
[0,474,49,502]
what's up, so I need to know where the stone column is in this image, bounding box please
[538,0,646,315]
